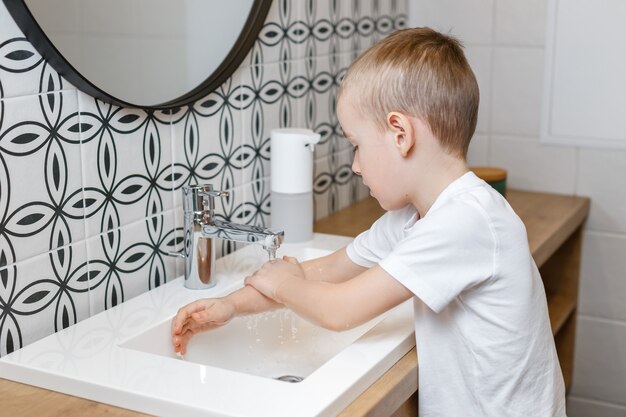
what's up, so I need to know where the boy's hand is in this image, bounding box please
[171,298,235,355]
[244,256,304,301]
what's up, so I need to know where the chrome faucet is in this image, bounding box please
[172,184,284,290]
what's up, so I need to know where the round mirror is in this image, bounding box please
[3,0,271,109]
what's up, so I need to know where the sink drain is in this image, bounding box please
[275,375,304,383]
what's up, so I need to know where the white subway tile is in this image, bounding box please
[408,0,494,45]
[567,397,626,417]
[494,0,547,46]
[467,134,489,167]
[491,46,544,136]
[544,0,626,144]
[464,46,492,134]
[579,232,626,321]
[577,148,626,234]
[570,316,626,407]
[489,136,576,194]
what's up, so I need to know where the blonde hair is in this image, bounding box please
[338,27,479,158]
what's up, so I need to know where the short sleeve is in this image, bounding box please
[379,199,496,313]
[346,206,416,268]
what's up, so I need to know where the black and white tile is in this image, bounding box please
[0,0,407,356]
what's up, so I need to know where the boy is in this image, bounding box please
[172,27,566,416]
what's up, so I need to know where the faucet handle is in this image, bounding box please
[198,189,229,212]
[199,190,229,198]
[182,185,229,214]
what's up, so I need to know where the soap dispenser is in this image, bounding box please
[270,128,321,243]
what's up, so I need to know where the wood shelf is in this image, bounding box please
[547,293,577,335]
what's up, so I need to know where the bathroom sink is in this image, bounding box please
[121,307,379,382]
[0,234,415,417]
[121,245,379,381]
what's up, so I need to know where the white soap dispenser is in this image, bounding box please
[270,128,321,243]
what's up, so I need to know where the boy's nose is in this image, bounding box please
[351,159,362,176]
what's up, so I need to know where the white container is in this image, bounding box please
[271,128,320,243]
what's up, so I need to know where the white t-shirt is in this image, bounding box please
[347,172,566,417]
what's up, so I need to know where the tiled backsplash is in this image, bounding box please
[0,0,407,356]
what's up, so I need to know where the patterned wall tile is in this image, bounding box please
[78,92,175,238]
[213,183,257,257]
[305,0,353,56]
[300,53,346,159]
[243,178,271,229]
[0,91,84,265]
[313,148,355,220]
[170,69,247,209]
[0,241,90,355]
[240,60,307,186]
[244,0,305,67]
[86,210,177,316]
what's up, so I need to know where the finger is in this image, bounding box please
[174,325,201,350]
[172,309,190,335]
[172,330,188,351]
[173,321,221,354]
[190,308,219,324]
[173,329,195,351]
[172,299,211,334]
[244,275,254,287]
[283,256,299,265]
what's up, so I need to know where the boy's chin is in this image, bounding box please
[372,194,392,211]
[375,195,411,212]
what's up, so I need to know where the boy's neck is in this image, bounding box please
[411,154,469,218]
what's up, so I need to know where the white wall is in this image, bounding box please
[410,1,626,416]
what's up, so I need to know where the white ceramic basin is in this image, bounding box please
[122,307,378,382]
[0,234,415,417]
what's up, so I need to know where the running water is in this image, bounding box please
[267,247,277,262]
[245,310,300,344]
[290,312,298,340]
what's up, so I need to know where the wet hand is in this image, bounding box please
[244,256,304,301]
[171,298,235,355]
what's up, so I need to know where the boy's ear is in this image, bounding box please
[386,112,415,157]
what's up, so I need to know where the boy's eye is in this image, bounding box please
[352,145,358,153]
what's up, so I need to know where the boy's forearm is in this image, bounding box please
[220,247,361,318]
[300,247,366,283]
[226,285,282,316]
[273,279,360,331]
[270,265,412,332]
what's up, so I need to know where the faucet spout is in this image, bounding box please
[172,184,284,290]
[201,219,284,252]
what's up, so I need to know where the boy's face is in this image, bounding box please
[337,96,409,211]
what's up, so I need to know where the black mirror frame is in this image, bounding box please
[2,0,272,110]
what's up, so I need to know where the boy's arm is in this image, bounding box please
[245,252,413,331]
[171,285,282,354]
[300,246,368,283]
[172,246,365,353]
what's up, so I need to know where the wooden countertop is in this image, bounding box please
[0,189,590,417]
